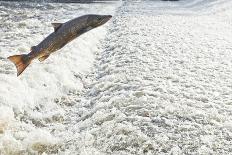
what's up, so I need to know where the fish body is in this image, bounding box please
[8,14,112,76]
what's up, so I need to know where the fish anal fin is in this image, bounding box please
[52,23,63,32]
[38,55,50,62]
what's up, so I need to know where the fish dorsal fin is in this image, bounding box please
[31,46,37,51]
[52,23,63,32]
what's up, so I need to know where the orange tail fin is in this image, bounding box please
[8,54,31,76]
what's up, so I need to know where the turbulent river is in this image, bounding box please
[1,0,232,154]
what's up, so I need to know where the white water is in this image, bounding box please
[0,1,119,154]
[1,0,232,154]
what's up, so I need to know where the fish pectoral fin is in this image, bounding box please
[38,55,50,62]
[52,23,63,32]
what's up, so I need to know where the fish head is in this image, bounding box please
[87,15,112,28]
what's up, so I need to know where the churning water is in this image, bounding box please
[1,0,232,154]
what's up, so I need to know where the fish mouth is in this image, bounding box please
[99,15,112,25]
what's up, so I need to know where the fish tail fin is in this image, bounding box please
[7,54,32,76]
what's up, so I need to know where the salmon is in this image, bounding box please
[8,14,112,76]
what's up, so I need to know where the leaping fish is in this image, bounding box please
[8,14,112,76]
